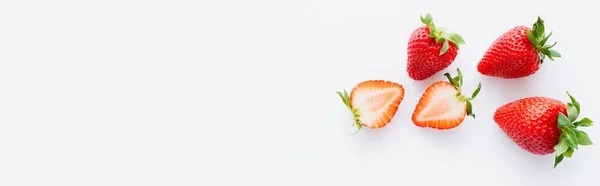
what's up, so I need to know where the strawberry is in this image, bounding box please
[412,68,482,130]
[493,92,594,168]
[477,17,561,78]
[407,13,465,81]
[337,80,405,133]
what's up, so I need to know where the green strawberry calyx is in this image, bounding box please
[527,16,561,64]
[553,91,594,168]
[420,13,466,56]
[336,89,363,134]
[443,68,482,119]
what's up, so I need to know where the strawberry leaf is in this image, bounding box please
[540,49,558,61]
[548,49,561,58]
[470,83,482,99]
[447,33,465,49]
[453,77,461,86]
[540,55,546,64]
[443,72,460,89]
[557,113,573,127]
[338,89,366,135]
[567,103,579,122]
[540,49,554,61]
[576,130,593,145]
[564,147,574,157]
[575,118,593,127]
[344,91,351,106]
[562,128,578,149]
[336,91,345,101]
[337,90,351,109]
[420,13,433,26]
[440,40,449,55]
[350,121,363,135]
[554,137,569,156]
[532,16,545,37]
[527,31,538,44]
[425,13,432,23]
[456,68,463,86]
[540,31,553,46]
[343,90,350,102]
[529,16,560,63]
[466,101,475,119]
[448,33,465,44]
[418,13,464,50]
[567,91,580,113]
[435,37,444,43]
[553,91,593,167]
[554,138,573,168]
[554,154,565,168]
[543,41,557,50]
[420,15,428,25]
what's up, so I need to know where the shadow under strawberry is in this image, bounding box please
[479,74,538,104]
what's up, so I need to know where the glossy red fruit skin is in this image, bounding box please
[477,26,540,78]
[407,26,458,80]
[493,97,566,155]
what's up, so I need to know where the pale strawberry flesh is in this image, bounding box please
[350,80,405,129]
[412,82,466,129]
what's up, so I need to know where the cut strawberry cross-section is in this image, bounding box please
[412,68,482,130]
[337,80,405,134]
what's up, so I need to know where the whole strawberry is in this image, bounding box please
[494,92,593,167]
[477,17,561,78]
[407,13,465,80]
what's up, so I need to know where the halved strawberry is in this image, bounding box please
[412,68,482,130]
[337,80,405,133]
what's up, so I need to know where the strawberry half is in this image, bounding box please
[412,68,482,130]
[337,80,405,133]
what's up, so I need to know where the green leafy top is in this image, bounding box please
[443,68,482,119]
[553,92,594,168]
[420,13,466,56]
[336,90,363,134]
[527,16,561,64]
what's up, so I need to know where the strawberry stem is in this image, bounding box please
[527,16,561,64]
[420,13,465,55]
[337,89,363,134]
[553,91,593,168]
[443,68,482,119]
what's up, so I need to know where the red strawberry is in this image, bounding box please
[407,13,465,81]
[477,17,561,78]
[337,80,405,133]
[494,92,594,167]
[412,68,481,130]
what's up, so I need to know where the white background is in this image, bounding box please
[0,0,598,185]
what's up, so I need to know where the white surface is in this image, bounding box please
[0,0,598,185]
